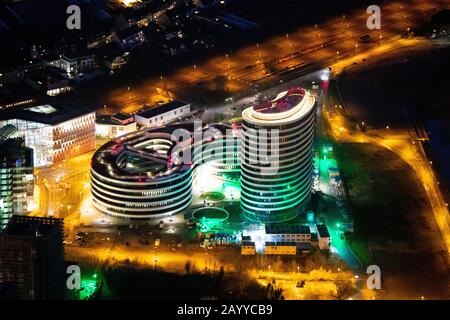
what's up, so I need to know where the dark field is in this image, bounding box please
[335,142,449,299]
[339,45,450,193]
[95,266,276,300]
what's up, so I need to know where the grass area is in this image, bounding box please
[334,142,449,298]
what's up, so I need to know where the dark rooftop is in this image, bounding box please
[3,216,63,238]
[96,112,134,125]
[265,242,297,246]
[316,224,330,238]
[265,224,311,235]
[0,103,94,125]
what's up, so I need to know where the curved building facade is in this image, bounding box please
[90,123,239,220]
[240,87,316,223]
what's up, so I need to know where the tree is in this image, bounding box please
[185,260,191,274]
[333,281,355,300]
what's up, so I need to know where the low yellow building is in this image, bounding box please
[264,242,297,255]
[241,241,256,255]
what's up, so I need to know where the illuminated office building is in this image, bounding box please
[90,87,315,222]
[0,125,34,230]
[240,87,316,223]
[0,104,95,167]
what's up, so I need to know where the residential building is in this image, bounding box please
[48,50,96,77]
[113,25,145,50]
[0,103,96,167]
[93,43,129,71]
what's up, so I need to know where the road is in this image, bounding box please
[32,148,97,221]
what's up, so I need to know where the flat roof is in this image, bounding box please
[136,100,188,119]
[3,216,63,238]
[265,242,297,246]
[112,112,133,121]
[265,224,311,235]
[316,224,330,238]
[96,113,135,125]
[296,242,312,249]
[0,103,94,125]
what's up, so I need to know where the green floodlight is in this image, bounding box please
[336,223,341,228]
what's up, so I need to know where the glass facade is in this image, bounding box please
[0,112,95,167]
[0,139,33,230]
[240,88,316,223]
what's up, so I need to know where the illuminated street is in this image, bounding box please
[102,0,448,114]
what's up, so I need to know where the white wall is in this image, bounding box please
[135,104,190,127]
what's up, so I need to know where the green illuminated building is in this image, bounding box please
[240,87,316,223]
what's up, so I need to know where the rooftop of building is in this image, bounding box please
[91,122,234,183]
[243,87,315,126]
[96,112,134,125]
[265,242,297,246]
[113,112,134,121]
[61,48,95,60]
[136,100,188,119]
[92,42,125,61]
[253,87,306,114]
[116,25,143,39]
[0,83,38,109]
[0,103,94,125]
[265,224,311,235]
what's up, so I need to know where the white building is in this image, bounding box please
[265,224,312,243]
[48,51,95,77]
[0,104,96,167]
[316,224,331,250]
[135,100,191,128]
[96,112,137,138]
